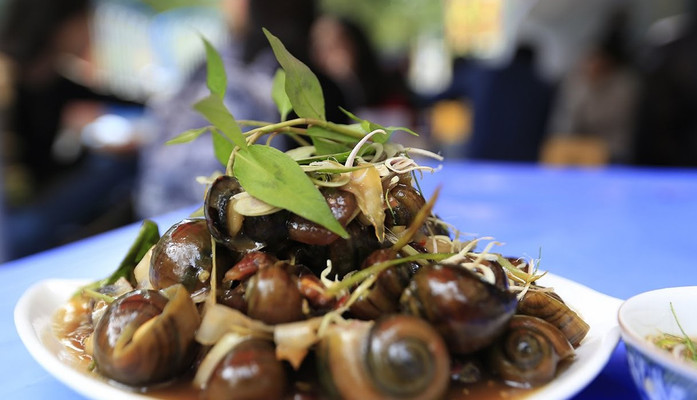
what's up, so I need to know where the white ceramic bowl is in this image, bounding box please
[618,286,697,400]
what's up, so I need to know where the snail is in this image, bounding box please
[149,219,213,295]
[384,184,425,228]
[517,289,590,347]
[488,314,575,387]
[92,284,200,386]
[204,175,268,252]
[318,314,450,400]
[221,252,335,324]
[287,188,358,246]
[349,249,413,320]
[400,263,518,355]
[246,261,305,324]
[202,337,288,400]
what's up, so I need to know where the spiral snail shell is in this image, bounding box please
[516,289,590,347]
[488,314,575,387]
[92,284,200,386]
[149,219,213,294]
[202,337,287,400]
[400,264,518,355]
[318,314,450,400]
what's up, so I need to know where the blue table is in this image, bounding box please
[5,161,697,399]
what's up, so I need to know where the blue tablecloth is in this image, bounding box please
[6,161,697,399]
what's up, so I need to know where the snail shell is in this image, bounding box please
[488,314,575,387]
[287,189,357,246]
[400,264,518,355]
[204,175,265,252]
[202,338,287,400]
[246,261,305,325]
[149,219,212,294]
[92,284,200,386]
[318,315,450,400]
[349,249,412,320]
[517,289,590,347]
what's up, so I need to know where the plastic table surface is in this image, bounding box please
[5,160,697,399]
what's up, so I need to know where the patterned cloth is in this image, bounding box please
[135,45,278,218]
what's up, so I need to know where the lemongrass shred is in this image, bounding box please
[345,129,386,167]
[404,147,444,161]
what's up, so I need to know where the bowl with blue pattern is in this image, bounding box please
[618,286,697,400]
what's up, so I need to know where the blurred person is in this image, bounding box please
[0,0,140,259]
[421,45,555,161]
[136,0,346,218]
[546,9,639,164]
[467,43,555,161]
[633,2,697,167]
[310,15,411,112]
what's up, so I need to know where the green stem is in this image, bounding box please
[670,302,697,361]
[81,288,115,303]
[245,118,365,141]
[327,252,454,296]
[225,118,365,175]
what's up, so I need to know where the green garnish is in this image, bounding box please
[326,252,454,296]
[74,219,160,297]
[165,29,428,239]
[670,302,697,362]
[649,303,697,365]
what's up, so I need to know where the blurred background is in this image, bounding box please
[0,0,695,261]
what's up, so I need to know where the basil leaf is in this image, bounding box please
[233,144,349,238]
[272,69,293,121]
[306,126,359,143]
[194,94,247,150]
[202,37,226,97]
[263,28,325,121]
[107,219,160,286]
[212,129,234,166]
[166,126,210,145]
[312,137,351,156]
[76,220,160,296]
[385,125,420,137]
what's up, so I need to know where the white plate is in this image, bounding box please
[15,274,621,400]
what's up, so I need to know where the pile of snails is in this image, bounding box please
[53,161,590,400]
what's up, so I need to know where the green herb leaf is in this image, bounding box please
[194,94,247,150]
[340,107,418,143]
[106,220,160,286]
[233,144,348,238]
[76,220,160,297]
[272,69,293,122]
[670,302,697,361]
[306,125,362,143]
[312,137,352,156]
[211,129,234,166]
[202,36,226,97]
[166,126,211,145]
[263,28,325,121]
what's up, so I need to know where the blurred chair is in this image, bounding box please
[539,136,609,166]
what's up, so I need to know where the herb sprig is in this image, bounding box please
[166,30,417,238]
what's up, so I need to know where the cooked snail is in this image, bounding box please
[149,219,213,294]
[246,261,305,324]
[204,175,265,252]
[517,290,590,347]
[318,314,450,400]
[349,249,413,320]
[488,314,575,387]
[288,188,358,246]
[92,284,200,386]
[202,337,288,400]
[401,264,518,355]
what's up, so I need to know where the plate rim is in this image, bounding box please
[15,274,622,400]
